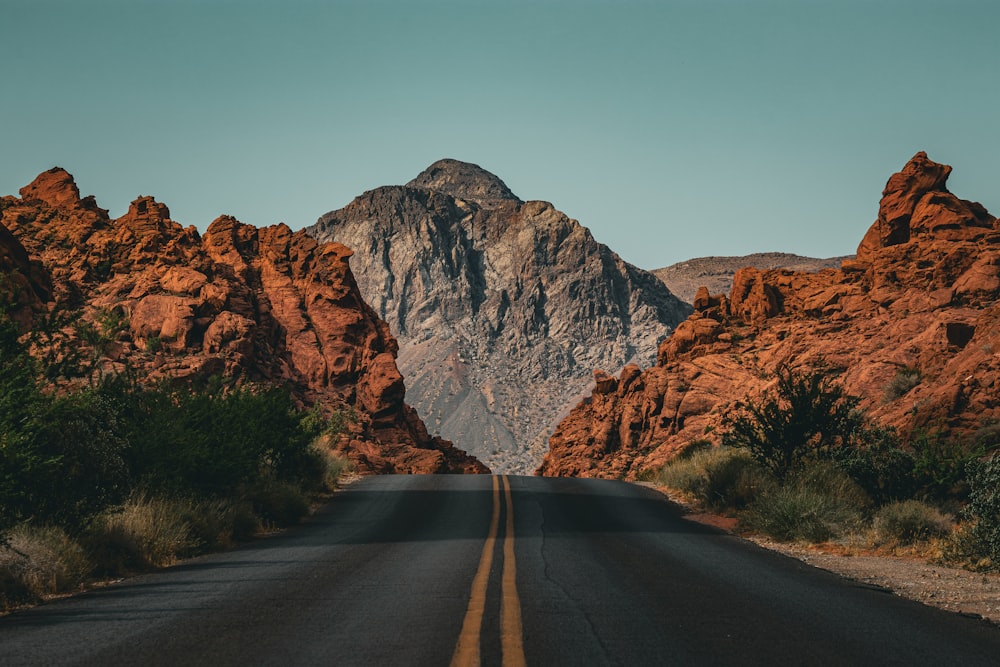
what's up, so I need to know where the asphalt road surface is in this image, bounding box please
[3,475,1000,666]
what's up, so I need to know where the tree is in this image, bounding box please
[722,365,869,480]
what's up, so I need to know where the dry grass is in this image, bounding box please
[86,495,198,572]
[871,500,953,547]
[741,464,870,543]
[659,445,774,511]
[0,525,92,609]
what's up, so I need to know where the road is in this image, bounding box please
[3,475,1000,666]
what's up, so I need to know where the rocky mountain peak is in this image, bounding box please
[854,151,993,263]
[119,196,175,234]
[407,158,521,204]
[19,167,82,210]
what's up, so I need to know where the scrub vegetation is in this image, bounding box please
[0,306,352,611]
[656,366,1000,569]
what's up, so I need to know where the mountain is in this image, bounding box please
[0,168,487,475]
[307,159,692,473]
[539,152,1000,478]
[653,253,851,305]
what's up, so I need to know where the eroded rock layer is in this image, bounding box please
[308,159,692,473]
[1,168,486,475]
[539,152,1000,479]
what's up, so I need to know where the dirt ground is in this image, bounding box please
[651,485,1000,626]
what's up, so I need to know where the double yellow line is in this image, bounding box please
[451,475,525,667]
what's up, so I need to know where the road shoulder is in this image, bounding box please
[643,482,1000,626]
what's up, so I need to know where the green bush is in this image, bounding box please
[872,500,952,546]
[1,298,350,592]
[179,498,259,551]
[16,391,129,528]
[830,428,915,505]
[722,365,876,480]
[741,464,868,542]
[0,319,128,531]
[964,456,1000,567]
[658,445,721,495]
[909,429,985,502]
[110,380,320,497]
[246,479,310,528]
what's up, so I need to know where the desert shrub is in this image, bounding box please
[909,429,985,502]
[180,498,259,551]
[86,495,196,573]
[0,566,36,610]
[700,450,774,511]
[741,464,868,542]
[0,525,92,600]
[884,367,922,401]
[796,461,872,511]
[962,456,1000,567]
[310,444,353,492]
[1,298,340,580]
[658,446,722,495]
[245,479,310,528]
[871,500,952,546]
[659,446,774,512]
[722,365,876,480]
[830,428,916,505]
[974,422,1000,451]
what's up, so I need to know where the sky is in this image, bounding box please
[2,0,998,269]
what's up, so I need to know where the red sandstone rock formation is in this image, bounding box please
[538,152,1000,479]
[0,167,487,475]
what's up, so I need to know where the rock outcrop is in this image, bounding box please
[1,167,487,475]
[308,159,691,473]
[539,152,1000,479]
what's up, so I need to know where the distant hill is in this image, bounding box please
[653,253,850,304]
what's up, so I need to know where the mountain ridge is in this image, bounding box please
[653,252,851,305]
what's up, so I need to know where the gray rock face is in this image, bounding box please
[407,159,520,204]
[308,160,691,473]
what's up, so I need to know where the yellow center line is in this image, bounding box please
[451,475,501,667]
[501,475,526,667]
[451,475,527,667]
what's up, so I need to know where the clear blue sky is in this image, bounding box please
[2,0,997,269]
